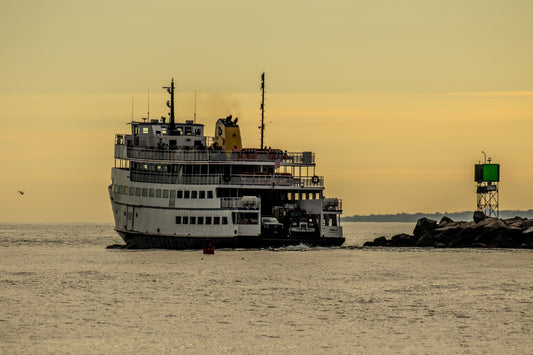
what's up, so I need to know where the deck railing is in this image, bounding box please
[220,197,260,209]
[115,136,315,165]
[128,171,324,187]
[323,198,343,212]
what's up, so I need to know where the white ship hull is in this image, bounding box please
[115,230,345,250]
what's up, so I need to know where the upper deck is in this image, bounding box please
[115,134,316,166]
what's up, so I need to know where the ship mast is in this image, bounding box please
[163,78,176,134]
[260,72,265,150]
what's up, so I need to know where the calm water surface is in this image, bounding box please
[1,222,532,354]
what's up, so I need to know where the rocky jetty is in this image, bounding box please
[363,212,533,248]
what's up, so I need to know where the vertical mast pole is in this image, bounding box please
[163,78,176,134]
[260,72,265,150]
[170,78,175,132]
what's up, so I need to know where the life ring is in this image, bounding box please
[312,175,320,184]
[223,175,232,182]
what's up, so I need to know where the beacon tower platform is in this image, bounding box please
[475,153,500,218]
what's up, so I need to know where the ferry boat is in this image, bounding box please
[109,76,344,249]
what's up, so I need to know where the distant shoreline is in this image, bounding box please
[342,210,533,223]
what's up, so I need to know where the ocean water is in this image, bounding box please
[1,222,532,354]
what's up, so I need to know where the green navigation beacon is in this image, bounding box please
[474,152,500,217]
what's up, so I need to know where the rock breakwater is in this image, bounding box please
[364,212,533,248]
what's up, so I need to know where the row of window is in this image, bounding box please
[175,216,228,225]
[134,125,201,136]
[113,184,214,199]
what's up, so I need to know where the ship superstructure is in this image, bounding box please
[109,78,344,249]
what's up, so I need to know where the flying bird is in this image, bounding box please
[17,190,25,195]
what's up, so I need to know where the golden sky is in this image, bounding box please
[2,0,533,222]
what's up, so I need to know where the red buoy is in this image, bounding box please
[203,238,215,255]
